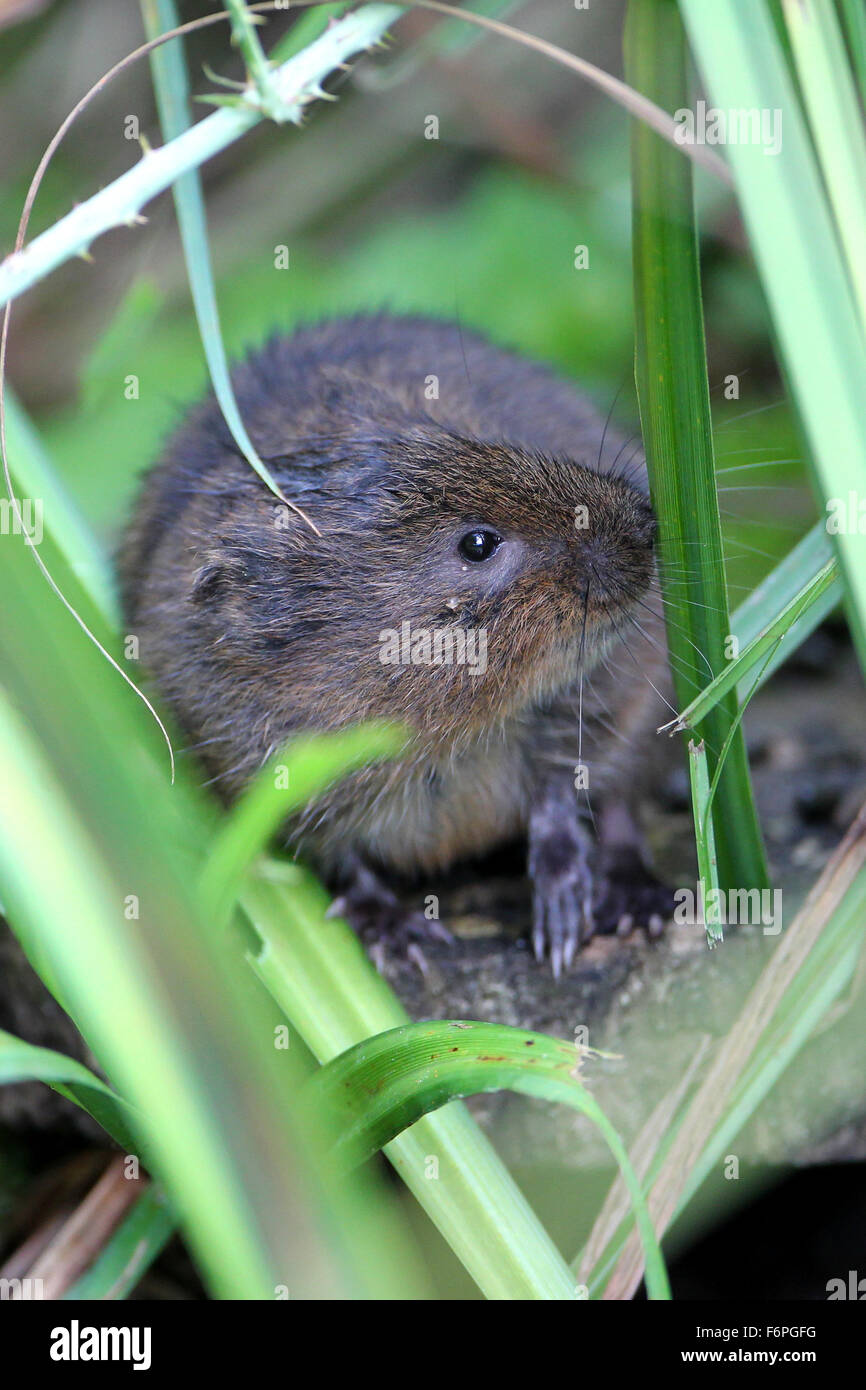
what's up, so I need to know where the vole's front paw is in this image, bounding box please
[593,847,674,941]
[528,802,596,978]
[327,855,452,975]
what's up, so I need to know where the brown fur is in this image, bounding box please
[119,314,668,880]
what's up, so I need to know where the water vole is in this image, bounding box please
[120,313,673,973]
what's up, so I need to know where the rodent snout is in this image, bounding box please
[633,497,653,544]
[633,496,658,550]
[572,490,657,609]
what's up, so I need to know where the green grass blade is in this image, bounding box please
[679,0,866,666]
[61,1186,176,1300]
[241,865,578,1300]
[307,1019,670,1301]
[200,724,404,923]
[783,0,866,333]
[837,0,866,102]
[0,1030,141,1152]
[686,739,723,947]
[668,559,838,731]
[626,0,768,892]
[730,519,841,691]
[139,0,311,513]
[3,389,116,622]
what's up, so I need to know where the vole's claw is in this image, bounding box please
[533,890,584,978]
[563,903,581,970]
[528,783,596,976]
[328,853,452,974]
[593,849,674,941]
[531,883,593,977]
[528,783,675,971]
[367,938,387,974]
[425,917,455,946]
[358,909,449,976]
[406,942,429,975]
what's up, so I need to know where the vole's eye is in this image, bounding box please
[458,529,502,563]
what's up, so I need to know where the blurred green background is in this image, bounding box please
[1,0,811,606]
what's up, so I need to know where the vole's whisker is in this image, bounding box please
[724,535,795,562]
[601,600,680,719]
[648,588,730,618]
[605,573,715,681]
[606,427,641,475]
[713,398,786,430]
[613,439,646,480]
[596,373,630,474]
[716,460,801,474]
[717,485,800,496]
[719,509,805,534]
[200,757,255,790]
[177,735,231,755]
[715,445,793,458]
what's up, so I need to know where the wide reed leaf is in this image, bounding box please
[625,0,768,892]
[241,866,578,1299]
[306,1019,670,1300]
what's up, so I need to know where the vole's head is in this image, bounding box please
[178,423,657,745]
[365,430,656,723]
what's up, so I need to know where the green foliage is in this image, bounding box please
[626,0,768,893]
[2,0,865,1304]
[306,1019,670,1299]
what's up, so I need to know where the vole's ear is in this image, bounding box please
[189,560,226,605]
[187,542,286,652]
[188,543,275,607]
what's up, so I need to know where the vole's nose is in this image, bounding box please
[635,496,657,551]
[572,491,656,604]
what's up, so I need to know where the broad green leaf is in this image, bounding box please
[305,1019,670,1300]
[242,866,578,1300]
